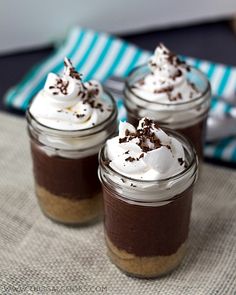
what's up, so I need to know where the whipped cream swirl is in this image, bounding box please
[106,118,186,180]
[132,43,201,103]
[29,58,112,130]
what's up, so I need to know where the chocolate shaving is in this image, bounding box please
[169,92,183,101]
[51,78,70,95]
[177,92,182,99]
[81,92,87,99]
[189,82,199,93]
[178,158,184,166]
[178,157,187,168]
[125,156,136,162]
[119,137,127,144]
[119,118,167,155]
[172,69,182,80]
[124,152,145,163]
[153,43,191,75]
[82,86,104,112]
[76,114,85,118]
[64,58,82,80]
[154,85,174,94]
[154,122,160,129]
[104,159,111,166]
[138,79,145,86]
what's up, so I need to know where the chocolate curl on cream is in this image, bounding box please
[106,118,186,180]
[29,58,113,130]
[133,43,200,103]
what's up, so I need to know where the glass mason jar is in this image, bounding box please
[98,129,198,278]
[124,65,211,160]
[26,91,117,225]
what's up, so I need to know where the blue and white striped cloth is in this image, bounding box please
[5,27,236,163]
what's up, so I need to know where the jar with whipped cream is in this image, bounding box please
[124,44,211,159]
[27,58,117,225]
[98,118,198,278]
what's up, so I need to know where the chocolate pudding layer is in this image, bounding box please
[102,179,193,277]
[31,142,101,199]
[31,141,103,224]
[177,119,207,160]
[103,186,193,257]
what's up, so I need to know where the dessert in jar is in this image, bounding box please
[27,58,117,225]
[98,118,198,278]
[124,43,211,159]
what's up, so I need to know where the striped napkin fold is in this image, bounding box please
[4,27,236,163]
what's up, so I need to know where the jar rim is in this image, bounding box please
[124,64,211,107]
[99,127,198,185]
[26,90,117,136]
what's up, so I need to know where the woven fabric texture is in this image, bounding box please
[0,112,236,295]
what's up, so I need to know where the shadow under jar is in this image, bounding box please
[98,130,198,278]
[124,65,211,160]
[27,92,117,225]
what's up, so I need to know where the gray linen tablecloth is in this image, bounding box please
[0,112,235,295]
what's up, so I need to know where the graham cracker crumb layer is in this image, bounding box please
[106,235,187,278]
[36,184,103,224]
